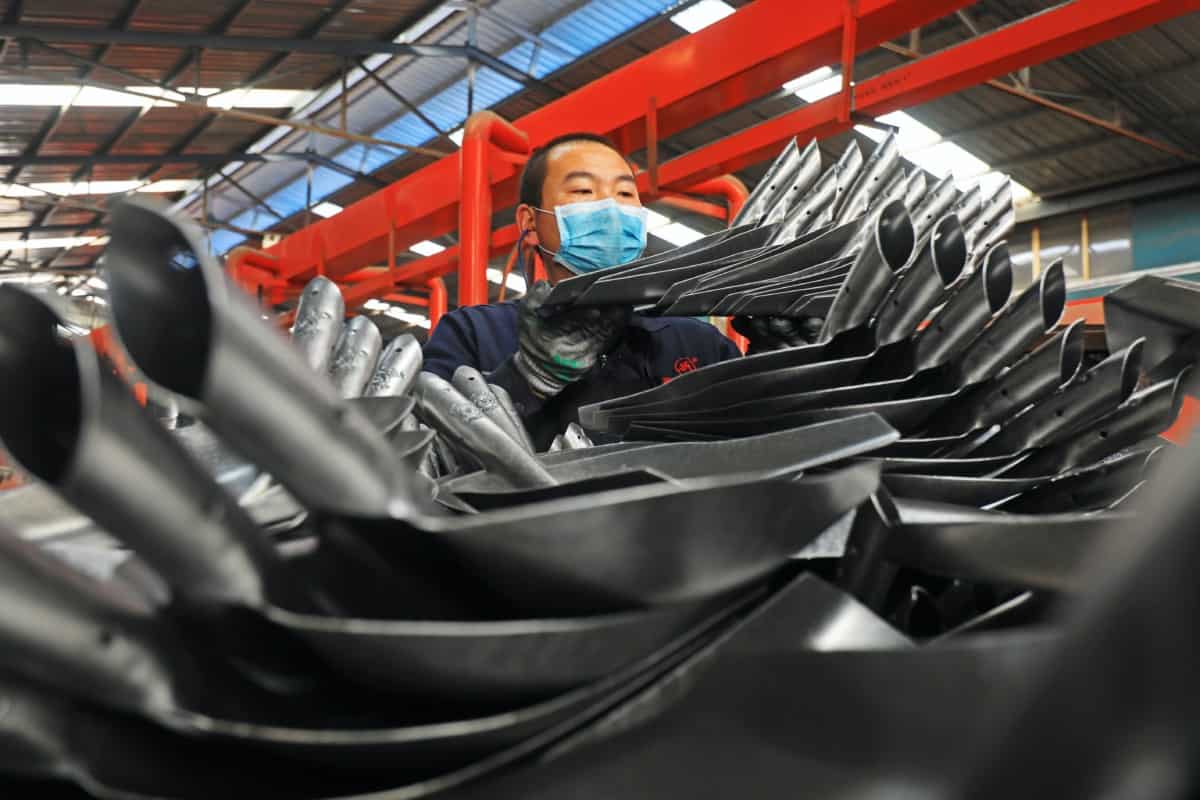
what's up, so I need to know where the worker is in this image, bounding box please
[422,132,805,448]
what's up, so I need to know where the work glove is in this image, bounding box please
[514,280,631,398]
[732,315,824,354]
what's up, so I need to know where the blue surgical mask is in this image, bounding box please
[536,198,648,275]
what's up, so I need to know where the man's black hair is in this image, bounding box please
[518,132,625,208]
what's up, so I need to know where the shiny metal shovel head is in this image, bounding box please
[104,197,412,518]
[910,173,959,244]
[872,212,968,347]
[955,258,1067,387]
[329,315,383,398]
[912,240,1013,372]
[902,169,929,211]
[366,333,423,397]
[452,366,531,455]
[819,199,914,342]
[965,180,1013,253]
[927,318,1085,437]
[972,338,1144,457]
[417,372,556,489]
[834,130,900,226]
[760,138,823,227]
[0,287,293,611]
[1004,368,1189,479]
[768,151,842,245]
[731,137,801,227]
[291,275,344,373]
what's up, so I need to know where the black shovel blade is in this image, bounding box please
[886,497,1134,592]
[579,328,876,430]
[1103,273,1200,381]
[1001,369,1189,478]
[442,593,1052,800]
[105,197,415,518]
[881,472,1045,507]
[969,338,1144,457]
[630,390,955,439]
[442,415,897,493]
[335,463,881,616]
[993,448,1157,514]
[545,224,778,307]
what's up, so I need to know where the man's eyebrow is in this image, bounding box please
[615,174,637,185]
[562,170,598,182]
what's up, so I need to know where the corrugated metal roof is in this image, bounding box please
[4,0,1200,273]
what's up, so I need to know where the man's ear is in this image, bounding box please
[515,204,539,245]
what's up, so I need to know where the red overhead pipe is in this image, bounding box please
[459,111,531,307]
[683,175,750,222]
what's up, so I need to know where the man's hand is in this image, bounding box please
[732,315,824,354]
[514,281,630,398]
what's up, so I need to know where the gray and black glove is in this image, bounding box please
[732,315,824,354]
[514,280,630,398]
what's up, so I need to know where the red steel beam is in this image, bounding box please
[261,0,971,287]
[650,0,1200,190]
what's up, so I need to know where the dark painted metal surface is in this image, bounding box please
[911,240,1013,372]
[969,339,1144,456]
[105,198,419,518]
[928,318,1084,437]
[954,259,1067,386]
[1004,370,1188,478]
[886,498,1132,592]
[819,200,915,341]
[442,415,896,494]
[873,213,968,347]
[328,463,881,616]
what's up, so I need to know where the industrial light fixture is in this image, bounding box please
[0,235,108,251]
[645,207,706,247]
[0,180,197,198]
[780,67,1035,204]
[783,67,842,102]
[384,306,431,329]
[670,0,735,33]
[0,84,313,109]
[486,267,526,293]
[852,110,1034,202]
[410,240,446,256]
[310,201,343,218]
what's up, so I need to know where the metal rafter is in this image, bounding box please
[990,0,1200,153]
[0,151,328,168]
[30,0,257,264]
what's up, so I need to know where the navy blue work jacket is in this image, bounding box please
[422,300,740,448]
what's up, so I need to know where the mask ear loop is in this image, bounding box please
[517,228,535,288]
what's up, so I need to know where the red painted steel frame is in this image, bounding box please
[460,112,531,307]
[234,0,1196,320]
[246,0,972,299]
[651,0,1200,188]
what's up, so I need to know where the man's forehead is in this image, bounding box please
[544,140,633,177]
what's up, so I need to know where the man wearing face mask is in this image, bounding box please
[422,132,743,448]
